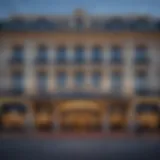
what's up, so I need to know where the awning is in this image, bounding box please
[1,103,27,113]
[136,104,159,112]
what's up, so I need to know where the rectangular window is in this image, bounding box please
[74,46,85,63]
[111,46,122,61]
[12,46,24,62]
[92,72,101,88]
[56,72,67,88]
[75,72,84,87]
[111,72,122,92]
[37,72,47,92]
[135,72,148,91]
[92,47,102,63]
[11,72,24,93]
[56,47,67,63]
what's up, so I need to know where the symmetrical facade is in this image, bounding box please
[0,9,160,132]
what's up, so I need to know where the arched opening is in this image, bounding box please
[59,100,103,132]
[135,103,160,132]
[108,102,129,131]
[1,102,27,131]
[33,101,53,131]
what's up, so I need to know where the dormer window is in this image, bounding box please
[75,17,84,30]
[105,18,125,30]
[130,18,150,30]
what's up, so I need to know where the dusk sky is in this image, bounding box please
[0,0,160,18]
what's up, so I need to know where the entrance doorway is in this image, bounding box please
[59,100,102,132]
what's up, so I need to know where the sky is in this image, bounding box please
[0,0,160,18]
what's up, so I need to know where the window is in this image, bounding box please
[56,46,67,64]
[12,45,24,62]
[111,72,122,91]
[92,46,102,63]
[74,46,85,63]
[33,18,55,30]
[37,72,47,92]
[75,17,84,30]
[136,104,159,113]
[135,71,148,91]
[105,18,125,31]
[36,45,48,62]
[56,72,67,88]
[92,72,101,88]
[131,19,150,30]
[135,45,148,61]
[75,72,85,87]
[11,72,24,92]
[111,46,122,62]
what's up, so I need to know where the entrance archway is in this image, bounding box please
[58,100,103,132]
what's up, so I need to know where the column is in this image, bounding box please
[123,39,134,95]
[127,100,137,132]
[24,101,36,132]
[53,105,61,132]
[148,41,159,93]
[67,44,74,90]
[85,44,92,90]
[48,43,55,93]
[102,106,110,132]
[103,44,111,92]
[24,40,36,95]
[0,39,11,92]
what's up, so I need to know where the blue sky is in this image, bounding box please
[0,0,160,18]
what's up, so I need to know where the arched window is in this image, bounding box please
[56,46,67,64]
[74,46,85,64]
[92,46,102,63]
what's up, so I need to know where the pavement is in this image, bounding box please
[0,132,160,160]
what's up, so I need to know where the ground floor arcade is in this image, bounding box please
[0,96,160,133]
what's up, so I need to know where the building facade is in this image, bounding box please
[0,9,160,132]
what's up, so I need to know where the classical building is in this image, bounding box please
[0,9,160,132]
